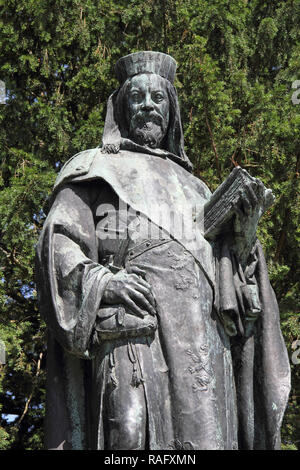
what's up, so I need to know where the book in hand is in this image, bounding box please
[203,166,275,241]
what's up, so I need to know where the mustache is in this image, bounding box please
[130,110,165,130]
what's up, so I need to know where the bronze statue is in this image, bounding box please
[36,52,290,450]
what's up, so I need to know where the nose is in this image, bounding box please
[141,92,154,111]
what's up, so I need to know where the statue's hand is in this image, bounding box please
[102,269,156,318]
[101,143,120,154]
[232,177,270,266]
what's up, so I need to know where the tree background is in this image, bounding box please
[0,0,299,449]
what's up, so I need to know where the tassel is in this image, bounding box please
[127,342,144,388]
[131,363,140,388]
[130,361,144,388]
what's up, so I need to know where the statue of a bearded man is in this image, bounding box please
[36,52,290,450]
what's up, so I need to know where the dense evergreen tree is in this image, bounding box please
[0,0,299,449]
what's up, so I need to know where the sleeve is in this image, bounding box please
[36,183,113,358]
[216,239,291,449]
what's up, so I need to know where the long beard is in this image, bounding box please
[129,111,167,149]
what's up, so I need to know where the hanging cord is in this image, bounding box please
[127,342,144,388]
[108,349,118,390]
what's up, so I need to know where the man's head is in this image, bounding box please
[101,51,193,171]
[124,73,169,149]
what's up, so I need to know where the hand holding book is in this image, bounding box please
[204,167,275,266]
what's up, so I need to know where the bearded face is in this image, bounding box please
[125,73,170,149]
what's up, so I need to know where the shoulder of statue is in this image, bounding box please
[54,147,99,190]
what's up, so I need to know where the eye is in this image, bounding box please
[152,92,165,103]
[130,91,142,103]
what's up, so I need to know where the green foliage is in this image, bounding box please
[0,0,299,449]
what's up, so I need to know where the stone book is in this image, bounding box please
[203,166,273,240]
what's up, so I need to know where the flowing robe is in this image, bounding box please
[36,148,291,450]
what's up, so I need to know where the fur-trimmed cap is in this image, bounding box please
[115,51,177,84]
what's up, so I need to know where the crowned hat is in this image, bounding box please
[115,51,177,85]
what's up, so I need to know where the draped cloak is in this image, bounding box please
[36,147,291,450]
